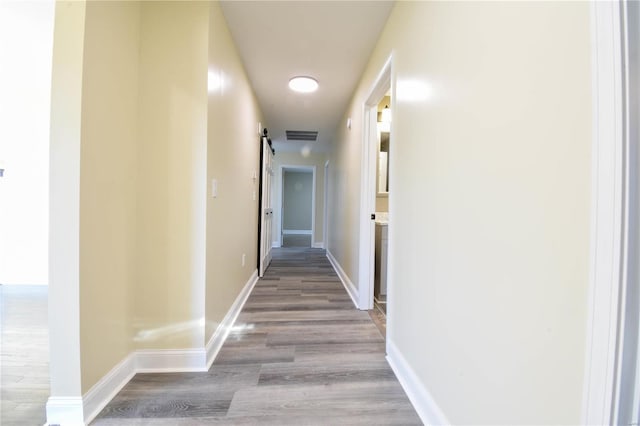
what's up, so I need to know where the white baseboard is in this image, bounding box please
[326,249,359,308]
[282,229,312,235]
[206,269,258,369]
[45,397,84,426]
[272,241,281,248]
[135,348,207,373]
[47,271,261,426]
[312,242,324,249]
[83,353,136,424]
[386,339,450,425]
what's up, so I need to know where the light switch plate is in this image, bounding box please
[211,179,218,198]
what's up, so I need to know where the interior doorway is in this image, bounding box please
[359,56,392,340]
[280,166,316,248]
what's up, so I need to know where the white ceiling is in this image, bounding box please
[220,1,394,153]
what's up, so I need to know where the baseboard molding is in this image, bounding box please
[312,242,324,249]
[45,397,84,426]
[326,249,359,308]
[82,353,136,424]
[135,348,207,373]
[282,229,312,235]
[206,269,258,369]
[386,339,450,425]
[47,271,261,426]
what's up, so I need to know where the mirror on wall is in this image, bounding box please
[376,95,391,196]
[377,131,389,194]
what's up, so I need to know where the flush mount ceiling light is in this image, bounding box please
[288,76,318,93]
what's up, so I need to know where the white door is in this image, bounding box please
[259,137,274,276]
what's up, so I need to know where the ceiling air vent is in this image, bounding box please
[286,130,318,141]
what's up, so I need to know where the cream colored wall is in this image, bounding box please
[134,1,208,350]
[78,0,141,392]
[49,0,86,399]
[375,196,388,212]
[330,2,591,424]
[204,0,263,341]
[273,151,326,247]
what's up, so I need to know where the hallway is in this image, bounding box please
[92,248,420,425]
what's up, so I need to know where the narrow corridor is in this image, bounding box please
[93,248,420,425]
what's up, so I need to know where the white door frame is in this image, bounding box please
[358,55,392,311]
[323,160,330,250]
[278,165,316,247]
[582,1,637,424]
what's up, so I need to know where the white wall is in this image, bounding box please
[330,2,592,424]
[0,0,54,285]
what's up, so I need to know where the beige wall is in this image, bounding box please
[49,0,86,399]
[134,1,208,351]
[49,0,262,399]
[204,0,262,341]
[273,151,327,247]
[329,2,591,424]
[375,196,388,212]
[79,0,141,392]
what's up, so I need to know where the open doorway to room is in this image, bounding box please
[0,1,54,424]
[359,57,392,340]
[280,166,316,248]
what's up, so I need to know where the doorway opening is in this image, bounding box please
[280,166,316,248]
[359,56,392,341]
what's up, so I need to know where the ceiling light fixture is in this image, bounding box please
[288,76,318,93]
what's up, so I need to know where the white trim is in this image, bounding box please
[282,229,312,235]
[583,2,626,425]
[359,54,393,311]
[46,270,261,426]
[82,353,136,424]
[206,269,259,369]
[45,397,84,426]
[386,339,450,426]
[272,241,281,248]
[326,249,358,308]
[135,349,207,373]
[323,160,330,251]
[312,242,324,249]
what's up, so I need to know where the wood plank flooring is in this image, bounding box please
[0,285,50,426]
[94,248,421,425]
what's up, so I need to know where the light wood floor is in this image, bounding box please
[94,247,421,425]
[0,285,49,426]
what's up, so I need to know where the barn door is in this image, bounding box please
[258,134,274,276]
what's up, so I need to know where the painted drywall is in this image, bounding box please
[204,0,262,342]
[375,196,388,212]
[78,0,141,392]
[134,1,208,351]
[48,0,262,405]
[272,151,326,247]
[330,2,591,424]
[48,0,86,400]
[282,171,313,231]
[0,0,53,285]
